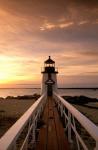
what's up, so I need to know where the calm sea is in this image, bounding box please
[0,88,98,98]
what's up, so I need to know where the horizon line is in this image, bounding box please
[0,87,98,89]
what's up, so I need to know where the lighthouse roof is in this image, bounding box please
[44,56,55,64]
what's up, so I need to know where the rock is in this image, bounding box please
[62,95,98,105]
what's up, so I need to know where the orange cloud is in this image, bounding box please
[0,1,98,87]
[59,22,74,28]
[40,20,74,31]
[78,20,89,25]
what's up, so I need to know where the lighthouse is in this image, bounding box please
[41,56,58,96]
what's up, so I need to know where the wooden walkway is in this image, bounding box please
[36,97,69,150]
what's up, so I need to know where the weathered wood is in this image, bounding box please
[36,97,69,150]
[36,102,48,149]
[53,99,69,150]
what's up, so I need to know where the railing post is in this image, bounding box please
[33,122,36,144]
[58,102,60,111]
[60,104,63,117]
[64,114,67,125]
[95,142,98,150]
[68,111,72,143]
[11,142,17,150]
[53,92,98,150]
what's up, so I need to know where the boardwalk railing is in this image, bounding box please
[0,93,47,150]
[53,92,98,150]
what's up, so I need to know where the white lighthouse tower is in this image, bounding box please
[41,56,58,96]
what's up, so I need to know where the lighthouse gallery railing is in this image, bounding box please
[0,93,46,150]
[53,92,98,150]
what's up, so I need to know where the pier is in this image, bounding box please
[36,97,69,150]
[0,56,98,150]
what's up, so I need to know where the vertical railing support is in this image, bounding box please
[12,142,16,150]
[95,142,98,150]
[0,94,46,150]
[53,92,98,150]
[68,111,72,143]
[60,104,63,117]
[72,116,80,150]
[33,122,36,144]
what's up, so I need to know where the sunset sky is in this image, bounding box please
[0,0,98,88]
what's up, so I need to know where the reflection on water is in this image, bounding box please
[58,89,98,98]
[0,88,41,98]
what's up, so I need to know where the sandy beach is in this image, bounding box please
[72,102,98,149]
[0,96,98,150]
[74,102,98,125]
[0,98,35,138]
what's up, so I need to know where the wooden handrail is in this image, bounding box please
[0,93,46,150]
[53,92,98,149]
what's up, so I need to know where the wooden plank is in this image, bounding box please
[47,97,59,150]
[53,99,69,150]
[36,97,69,150]
[36,102,48,150]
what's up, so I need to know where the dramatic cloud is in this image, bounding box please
[0,0,98,87]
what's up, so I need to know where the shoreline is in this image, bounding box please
[0,93,40,100]
[0,98,36,138]
[0,95,98,138]
[62,95,98,126]
[0,93,40,138]
[0,87,98,89]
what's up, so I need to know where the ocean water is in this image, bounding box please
[58,89,98,98]
[0,88,98,98]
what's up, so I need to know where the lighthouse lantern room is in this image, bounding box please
[41,56,58,96]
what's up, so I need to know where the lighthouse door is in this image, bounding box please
[47,84,53,96]
[45,78,54,96]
